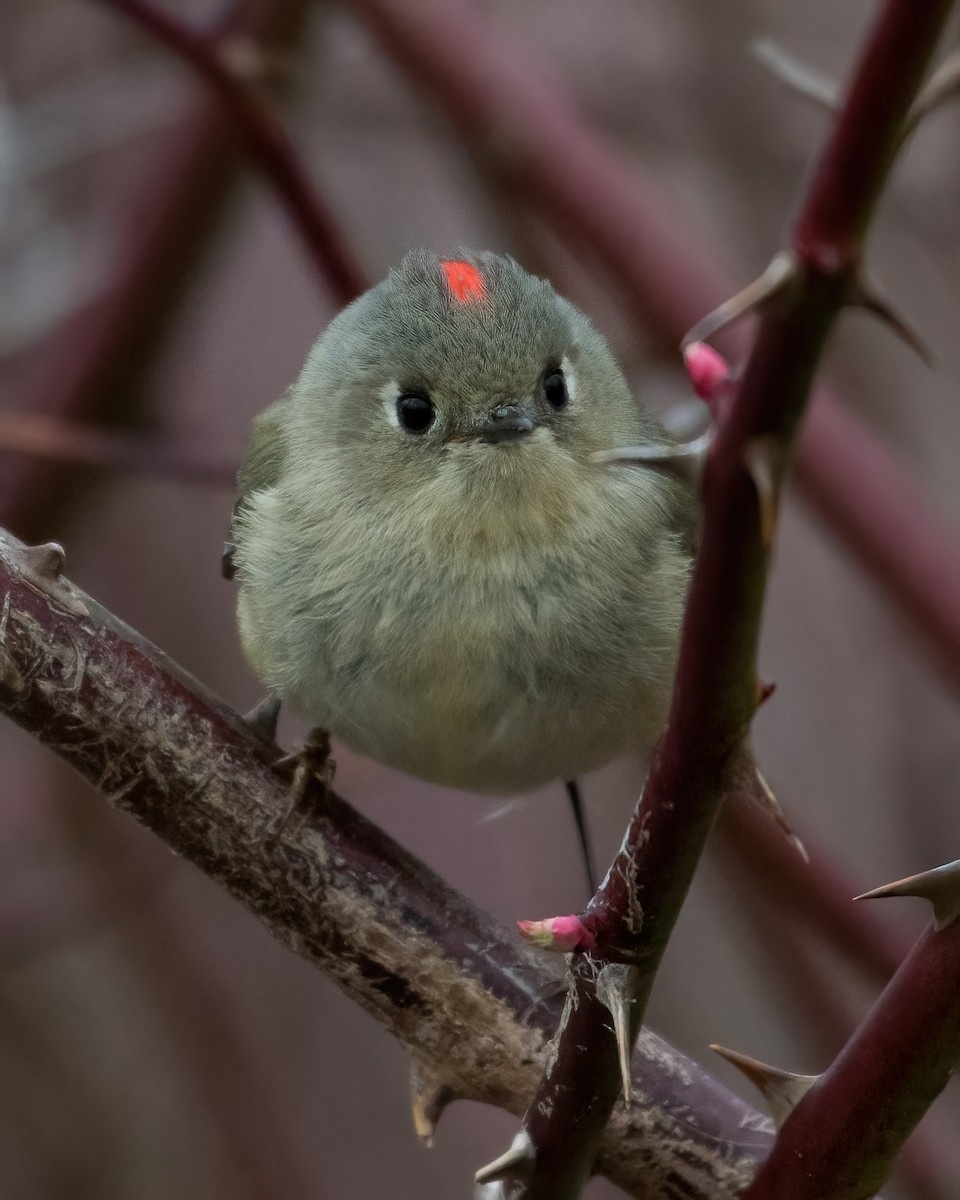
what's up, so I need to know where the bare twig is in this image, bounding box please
[495,5,955,1196]
[95,0,366,304]
[0,411,235,486]
[2,0,315,538]
[0,527,772,1200]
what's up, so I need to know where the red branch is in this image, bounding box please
[741,914,960,1199]
[96,0,367,304]
[503,4,955,1195]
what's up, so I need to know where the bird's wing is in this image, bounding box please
[221,390,293,580]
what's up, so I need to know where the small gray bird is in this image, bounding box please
[228,251,694,864]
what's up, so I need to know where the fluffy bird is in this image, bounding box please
[229,250,695,829]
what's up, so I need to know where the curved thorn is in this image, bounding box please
[21,541,65,580]
[410,1058,456,1148]
[851,277,935,366]
[475,1131,535,1185]
[752,767,809,863]
[682,252,798,350]
[710,1044,818,1128]
[742,435,785,551]
[596,963,638,1105]
[855,860,960,931]
[752,37,840,113]
[591,429,712,468]
[905,49,960,136]
[15,540,88,617]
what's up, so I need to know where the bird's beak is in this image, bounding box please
[476,403,538,443]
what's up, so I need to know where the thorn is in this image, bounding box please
[475,1130,535,1186]
[682,341,731,404]
[595,964,638,1105]
[517,914,595,953]
[905,49,960,137]
[591,429,712,469]
[710,1044,818,1128]
[243,694,282,744]
[753,767,808,863]
[751,38,840,113]
[855,860,960,931]
[756,678,777,709]
[682,252,798,350]
[21,541,65,579]
[410,1059,456,1148]
[850,277,935,366]
[742,435,784,550]
[15,541,88,617]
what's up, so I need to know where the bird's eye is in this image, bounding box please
[543,368,568,410]
[396,392,436,433]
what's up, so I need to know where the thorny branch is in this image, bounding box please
[491,4,956,1198]
[742,908,960,1200]
[0,527,771,1200]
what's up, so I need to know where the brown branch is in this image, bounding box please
[0,527,772,1200]
[0,412,235,487]
[95,0,367,305]
[498,5,955,1196]
[741,911,960,1200]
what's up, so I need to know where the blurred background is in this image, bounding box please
[2,0,960,1196]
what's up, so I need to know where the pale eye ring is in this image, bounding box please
[396,392,436,433]
[543,367,568,410]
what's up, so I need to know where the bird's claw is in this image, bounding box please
[265,726,336,842]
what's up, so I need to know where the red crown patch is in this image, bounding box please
[441,259,486,304]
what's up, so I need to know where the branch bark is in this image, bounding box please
[0,527,771,1200]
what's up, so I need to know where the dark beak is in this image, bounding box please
[477,403,537,443]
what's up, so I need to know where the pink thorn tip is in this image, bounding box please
[683,342,731,403]
[516,914,595,953]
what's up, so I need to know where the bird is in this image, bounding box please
[226,250,696,889]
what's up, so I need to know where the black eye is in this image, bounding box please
[396,392,436,433]
[543,368,568,410]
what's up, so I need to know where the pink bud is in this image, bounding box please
[683,341,731,403]
[516,914,596,953]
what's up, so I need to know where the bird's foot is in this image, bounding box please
[266,726,336,842]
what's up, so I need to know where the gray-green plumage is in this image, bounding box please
[231,250,694,793]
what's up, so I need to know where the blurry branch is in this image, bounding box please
[342,0,960,700]
[2,0,314,539]
[488,4,955,1197]
[0,411,235,486]
[715,798,909,985]
[94,0,366,303]
[0,527,772,1200]
[796,399,960,692]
